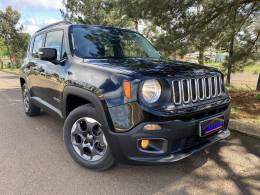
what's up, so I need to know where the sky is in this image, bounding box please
[0,0,64,35]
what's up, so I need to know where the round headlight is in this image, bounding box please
[141,80,161,103]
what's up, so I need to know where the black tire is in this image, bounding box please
[63,104,115,171]
[22,84,41,116]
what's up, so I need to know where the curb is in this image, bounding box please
[229,119,260,138]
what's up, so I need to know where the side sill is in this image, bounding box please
[31,97,63,119]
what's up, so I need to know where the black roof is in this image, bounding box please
[35,20,137,34]
[35,21,73,33]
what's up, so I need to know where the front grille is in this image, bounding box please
[172,75,224,105]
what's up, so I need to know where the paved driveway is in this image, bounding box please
[0,71,259,195]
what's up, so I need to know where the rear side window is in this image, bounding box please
[44,30,63,60]
[32,33,45,58]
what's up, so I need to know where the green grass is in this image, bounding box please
[0,68,19,75]
[205,62,260,74]
[231,106,241,115]
[256,93,260,100]
[226,84,253,92]
[244,64,260,74]
[205,62,223,70]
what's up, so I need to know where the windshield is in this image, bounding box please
[71,26,161,59]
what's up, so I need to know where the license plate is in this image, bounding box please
[199,115,224,137]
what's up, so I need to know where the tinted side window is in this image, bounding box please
[45,30,63,60]
[32,34,45,58]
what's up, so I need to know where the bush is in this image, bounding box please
[256,93,260,101]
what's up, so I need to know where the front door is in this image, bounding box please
[27,33,46,99]
[39,30,67,111]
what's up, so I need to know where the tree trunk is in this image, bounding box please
[134,18,138,32]
[0,58,3,69]
[226,34,235,86]
[198,49,204,65]
[6,44,13,66]
[257,73,260,91]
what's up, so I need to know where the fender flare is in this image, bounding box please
[62,85,114,132]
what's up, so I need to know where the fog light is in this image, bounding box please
[138,138,168,153]
[140,139,150,149]
[143,124,162,131]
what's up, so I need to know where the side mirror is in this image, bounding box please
[39,48,57,61]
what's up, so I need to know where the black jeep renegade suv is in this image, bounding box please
[20,21,231,170]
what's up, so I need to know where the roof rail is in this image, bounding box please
[36,20,73,33]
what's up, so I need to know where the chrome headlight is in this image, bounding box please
[141,79,161,103]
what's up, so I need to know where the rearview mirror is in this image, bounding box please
[39,48,57,61]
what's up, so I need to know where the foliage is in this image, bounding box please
[206,61,260,74]
[213,1,259,85]
[62,0,133,28]
[1,1,259,84]
[0,6,30,67]
[256,93,260,100]
[135,0,259,84]
[0,38,8,57]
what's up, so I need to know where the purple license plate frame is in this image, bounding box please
[199,115,224,137]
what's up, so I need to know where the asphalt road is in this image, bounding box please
[0,71,259,195]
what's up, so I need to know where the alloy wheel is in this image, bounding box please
[70,117,108,161]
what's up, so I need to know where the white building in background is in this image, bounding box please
[182,50,228,64]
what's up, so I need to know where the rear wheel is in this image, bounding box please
[63,105,115,171]
[22,84,41,116]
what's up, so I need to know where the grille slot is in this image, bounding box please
[190,79,197,102]
[173,80,182,105]
[181,79,190,103]
[198,78,204,100]
[172,75,224,105]
[205,77,211,99]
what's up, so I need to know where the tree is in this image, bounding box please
[253,15,260,91]
[0,38,8,68]
[62,0,108,24]
[11,33,30,65]
[116,0,148,31]
[135,0,259,84]
[62,0,133,28]
[188,1,232,65]
[62,0,259,82]
[137,0,199,58]
[215,1,259,85]
[257,74,260,91]
[126,0,232,60]
[0,6,29,67]
[0,6,20,65]
[0,38,8,57]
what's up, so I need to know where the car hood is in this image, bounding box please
[83,58,219,77]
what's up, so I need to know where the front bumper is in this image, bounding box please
[107,106,231,165]
[129,129,230,163]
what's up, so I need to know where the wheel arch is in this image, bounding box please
[62,86,114,132]
[19,77,26,88]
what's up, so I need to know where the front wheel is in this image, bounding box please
[63,105,115,171]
